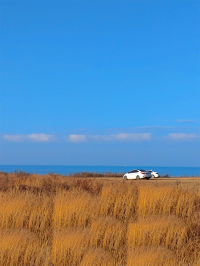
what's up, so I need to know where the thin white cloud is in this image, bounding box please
[92,133,151,141]
[165,133,198,141]
[68,134,87,143]
[4,135,22,141]
[66,133,151,142]
[3,133,54,142]
[176,120,196,123]
[27,134,52,142]
[114,133,151,141]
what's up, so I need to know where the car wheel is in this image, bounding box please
[151,175,155,178]
[136,175,140,180]
[124,175,127,180]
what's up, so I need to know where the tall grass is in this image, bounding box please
[0,172,199,265]
[0,191,52,245]
[89,216,126,264]
[99,183,138,221]
[138,186,197,219]
[128,215,188,250]
[127,247,177,266]
[53,189,100,228]
[80,248,115,266]
[52,228,90,266]
[0,229,50,266]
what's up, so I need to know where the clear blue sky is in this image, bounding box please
[0,0,200,166]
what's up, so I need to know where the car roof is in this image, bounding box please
[129,169,143,171]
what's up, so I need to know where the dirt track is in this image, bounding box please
[87,176,200,190]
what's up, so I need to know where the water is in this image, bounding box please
[0,165,200,177]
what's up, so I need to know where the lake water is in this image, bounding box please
[0,165,200,177]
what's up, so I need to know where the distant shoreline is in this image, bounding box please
[0,165,200,177]
[0,170,199,179]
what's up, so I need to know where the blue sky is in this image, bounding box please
[0,0,200,166]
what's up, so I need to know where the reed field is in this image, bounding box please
[0,171,200,266]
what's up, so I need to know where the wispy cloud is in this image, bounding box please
[3,133,54,142]
[114,133,151,141]
[66,133,151,142]
[68,134,87,143]
[4,135,22,142]
[27,134,52,142]
[92,133,151,141]
[165,133,198,141]
[176,120,196,123]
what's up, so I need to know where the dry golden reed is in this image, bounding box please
[138,186,196,219]
[89,216,126,264]
[0,229,50,266]
[0,191,52,244]
[52,228,90,266]
[80,248,115,266]
[53,188,100,228]
[128,215,188,250]
[127,246,177,266]
[99,183,138,221]
[0,172,199,266]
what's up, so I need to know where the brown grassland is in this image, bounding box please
[0,171,200,266]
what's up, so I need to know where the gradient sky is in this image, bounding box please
[0,0,200,166]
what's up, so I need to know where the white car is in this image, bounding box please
[148,170,160,178]
[123,169,151,180]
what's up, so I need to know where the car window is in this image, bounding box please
[128,170,136,173]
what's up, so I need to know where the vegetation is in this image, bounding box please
[0,171,200,265]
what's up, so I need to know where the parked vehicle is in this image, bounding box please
[148,170,160,178]
[123,169,151,180]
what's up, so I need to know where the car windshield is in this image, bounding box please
[128,170,138,173]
